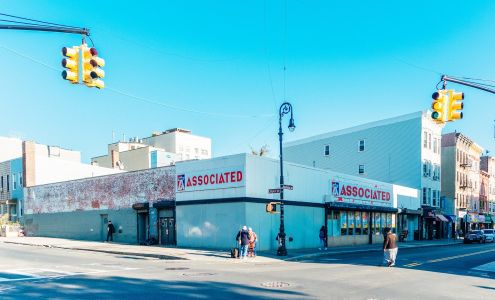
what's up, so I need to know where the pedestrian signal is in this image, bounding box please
[266,202,279,213]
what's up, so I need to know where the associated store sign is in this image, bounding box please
[176,167,244,192]
[330,178,392,207]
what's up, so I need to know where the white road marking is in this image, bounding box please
[0,264,141,283]
[472,261,495,273]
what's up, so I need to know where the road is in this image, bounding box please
[1,242,494,299]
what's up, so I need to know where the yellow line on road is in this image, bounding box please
[426,248,495,264]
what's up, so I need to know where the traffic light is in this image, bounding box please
[81,44,105,89]
[61,46,79,84]
[447,90,464,121]
[266,202,278,213]
[431,90,447,123]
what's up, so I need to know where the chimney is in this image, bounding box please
[111,150,120,168]
[23,141,36,187]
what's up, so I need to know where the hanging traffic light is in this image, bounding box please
[82,44,105,89]
[61,46,80,84]
[447,90,464,121]
[431,90,448,123]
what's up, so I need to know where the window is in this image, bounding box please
[422,188,427,204]
[432,190,437,206]
[6,175,9,192]
[358,140,365,152]
[423,131,428,148]
[355,211,362,235]
[0,176,3,192]
[13,175,16,190]
[362,212,369,235]
[427,188,432,205]
[433,138,438,154]
[324,145,330,156]
[359,165,365,175]
[19,173,23,187]
[428,133,432,150]
[340,211,347,235]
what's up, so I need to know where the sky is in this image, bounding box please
[1,1,495,162]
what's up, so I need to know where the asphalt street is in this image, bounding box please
[1,242,494,299]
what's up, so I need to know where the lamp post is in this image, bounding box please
[277,102,295,256]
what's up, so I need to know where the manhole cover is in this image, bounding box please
[261,281,290,288]
[165,267,189,270]
[182,272,216,277]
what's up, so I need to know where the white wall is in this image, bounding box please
[35,156,122,185]
[0,137,22,162]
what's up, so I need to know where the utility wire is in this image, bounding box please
[0,12,83,29]
[0,43,274,119]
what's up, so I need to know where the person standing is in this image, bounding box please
[319,226,327,250]
[248,227,258,257]
[236,226,251,259]
[107,220,115,242]
[383,227,398,267]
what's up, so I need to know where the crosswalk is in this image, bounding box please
[0,263,140,283]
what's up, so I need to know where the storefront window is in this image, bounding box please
[355,211,361,235]
[362,212,369,235]
[374,212,381,235]
[386,213,392,229]
[348,211,354,235]
[340,211,347,235]
[328,211,341,237]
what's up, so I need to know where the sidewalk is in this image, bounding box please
[0,236,462,263]
[260,239,463,261]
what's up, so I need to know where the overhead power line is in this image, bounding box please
[0,43,274,119]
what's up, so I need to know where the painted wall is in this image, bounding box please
[25,166,175,215]
[176,202,324,251]
[23,209,137,243]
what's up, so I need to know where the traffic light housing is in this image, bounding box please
[266,202,278,213]
[431,90,447,123]
[448,90,464,121]
[61,46,80,84]
[82,44,105,89]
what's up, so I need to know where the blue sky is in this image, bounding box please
[1,1,495,162]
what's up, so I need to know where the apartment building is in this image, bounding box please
[92,128,211,171]
[283,111,445,239]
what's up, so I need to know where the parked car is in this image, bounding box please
[482,229,495,243]
[464,230,485,244]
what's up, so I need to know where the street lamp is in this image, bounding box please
[277,102,295,256]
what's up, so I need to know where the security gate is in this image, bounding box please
[159,217,176,246]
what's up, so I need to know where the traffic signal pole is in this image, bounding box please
[441,75,495,94]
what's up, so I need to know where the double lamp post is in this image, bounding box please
[277,102,295,256]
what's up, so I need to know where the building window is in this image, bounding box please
[6,175,9,192]
[423,131,428,148]
[433,138,438,154]
[427,188,432,205]
[428,133,432,150]
[422,188,427,204]
[358,164,365,174]
[358,140,365,152]
[13,175,16,190]
[19,173,22,187]
[324,145,330,156]
[0,176,3,192]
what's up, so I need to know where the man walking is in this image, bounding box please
[236,225,251,259]
[383,227,398,267]
[107,220,115,242]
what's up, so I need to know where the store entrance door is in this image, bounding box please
[159,217,176,246]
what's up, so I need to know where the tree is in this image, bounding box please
[251,145,269,156]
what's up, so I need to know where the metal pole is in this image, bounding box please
[277,102,294,256]
[0,24,89,35]
[441,75,495,94]
[277,107,287,256]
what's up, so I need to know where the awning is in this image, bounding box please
[326,202,397,213]
[399,208,422,215]
[132,202,149,210]
[445,215,456,222]
[436,214,449,222]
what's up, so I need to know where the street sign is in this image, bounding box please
[268,189,281,194]
[282,184,293,190]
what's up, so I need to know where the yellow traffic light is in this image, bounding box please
[448,90,464,121]
[81,44,105,89]
[61,46,79,84]
[431,90,447,123]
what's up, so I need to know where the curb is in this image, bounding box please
[1,241,187,260]
[283,242,463,261]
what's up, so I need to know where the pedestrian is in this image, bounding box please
[248,227,258,257]
[107,220,115,242]
[236,225,251,259]
[319,225,327,250]
[383,227,398,267]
